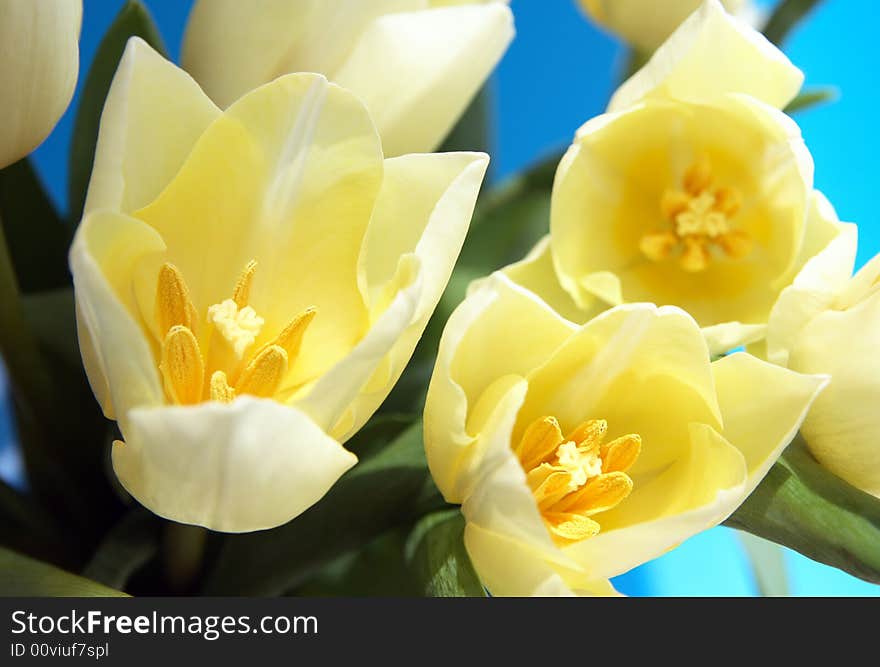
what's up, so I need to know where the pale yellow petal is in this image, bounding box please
[69,211,166,422]
[712,351,828,493]
[608,0,802,113]
[182,0,424,109]
[0,0,81,168]
[85,38,221,215]
[334,4,514,155]
[702,321,767,357]
[788,294,880,496]
[112,397,357,532]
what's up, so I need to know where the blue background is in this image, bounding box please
[3,0,878,595]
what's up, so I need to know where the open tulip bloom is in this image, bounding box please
[69,39,489,532]
[505,0,846,356]
[424,274,826,595]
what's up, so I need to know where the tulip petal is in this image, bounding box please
[788,294,880,496]
[501,236,602,325]
[70,211,167,421]
[334,4,514,155]
[112,396,357,532]
[324,152,489,440]
[85,37,221,215]
[0,0,81,168]
[702,321,767,357]
[766,220,857,366]
[561,423,747,579]
[608,0,803,113]
[424,274,577,500]
[132,73,383,389]
[182,0,425,109]
[712,351,828,494]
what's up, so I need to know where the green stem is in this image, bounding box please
[762,0,822,46]
[725,438,880,584]
[163,522,207,594]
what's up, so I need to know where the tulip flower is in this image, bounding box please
[424,273,826,595]
[766,203,880,497]
[0,0,81,168]
[70,38,489,532]
[181,0,514,157]
[578,0,751,53]
[508,0,843,355]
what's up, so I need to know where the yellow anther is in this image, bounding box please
[601,433,642,473]
[514,416,639,546]
[714,186,742,217]
[640,231,678,262]
[156,263,198,335]
[720,230,753,260]
[231,260,258,308]
[516,415,564,470]
[235,344,288,398]
[267,307,317,360]
[209,370,235,404]
[683,157,712,195]
[160,325,204,405]
[661,189,691,220]
[680,237,710,273]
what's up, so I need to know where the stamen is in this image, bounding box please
[640,231,678,261]
[209,370,235,403]
[680,237,710,273]
[514,416,640,546]
[160,325,204,405]
[231,260,258,308]
[683,157,712,195]
[267,307,317,360]
[720,230,753,260]
[235,344,288,398]
[156,263,197,335]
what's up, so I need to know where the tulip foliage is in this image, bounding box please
[0,0,878,598]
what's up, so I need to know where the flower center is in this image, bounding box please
[514,416,641,545]
[639,157,752,272]
[154,260,316,405]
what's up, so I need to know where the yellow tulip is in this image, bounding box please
[766,204,880,497]
[424,273,826,595]
[0,0,81,168]
[578,0,749,52]
[510,0,842,355]
[70,39,489,532]
[181,0,514,157]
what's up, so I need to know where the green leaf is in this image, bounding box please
[0,546,127,597]
[737,532,790,597]
[406,510,485,597]
[762,0,823,46]
[202,418,445,595]
[68,0,165,224]
[0,158,70,292]
[784,87,838,115]
[726,437,880,584]
[0,479,66,564]
[82,510,160,590]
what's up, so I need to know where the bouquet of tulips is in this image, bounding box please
[1,0,877,597]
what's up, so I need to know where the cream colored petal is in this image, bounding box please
[334,4,514,155]
[132,73,382,388]
[331,152,489,440]
[766,222,857,366]
[424,273,576,501]
[112,396,357,532]
[563,423,747,579]
[580,0,746,53]
[608,0,802,113]
[500,236,601,325]
[702,321,767,357]
[0,0,81,168]
[712,351,828,492]
[294,255,421,436]
[85,37,220,216]
[838,253,880,310]
[69,211,166,422]
[518,304,722,449]
[789,293,880,496]
[182,0,425,109]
